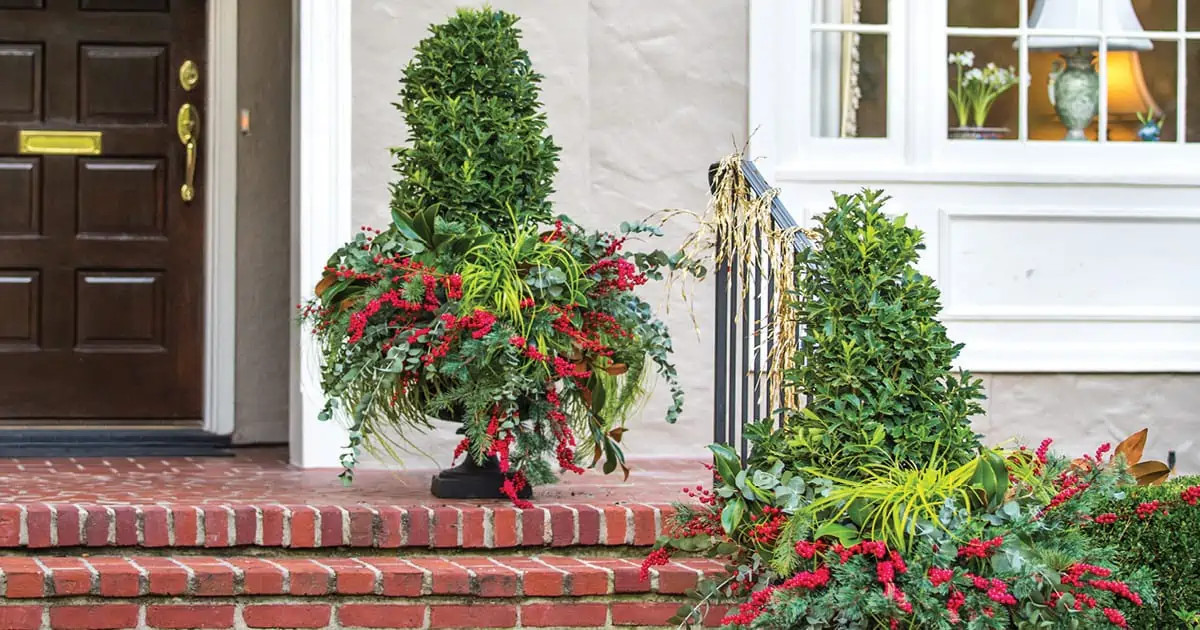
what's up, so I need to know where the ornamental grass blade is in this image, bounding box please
[1114,428,1148,465]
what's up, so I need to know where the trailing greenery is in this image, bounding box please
[390,7,559,233]
[1085,474,1200,629]
[784,190,985,475]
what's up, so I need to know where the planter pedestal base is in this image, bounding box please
[430,456,532,500]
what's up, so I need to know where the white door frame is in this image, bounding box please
[203,0,238,435]
[289,0,352,467]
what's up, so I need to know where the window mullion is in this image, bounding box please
[1018,0,1029,142]
[1178,0,1188,144]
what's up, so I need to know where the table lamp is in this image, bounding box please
[1026,0,1153,140]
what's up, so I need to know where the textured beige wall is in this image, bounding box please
[349,0,745,467]
[974,374,1198,475]
[233,0,292,444]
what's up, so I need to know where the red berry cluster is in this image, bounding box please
[747,507,786,544]
[680,484,718,506]
[1135,500,1162,520]
[957,536,1003,559]
[1184,485,1200,506]
[639,547,671,581]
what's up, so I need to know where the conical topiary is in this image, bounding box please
[390,7,560,233]
[784,189,984,472]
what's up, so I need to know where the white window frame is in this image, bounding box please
[752,0,1200,186]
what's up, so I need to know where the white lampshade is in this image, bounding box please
[1027,0,1153,51]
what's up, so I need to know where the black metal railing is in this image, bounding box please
[711,160,811,464]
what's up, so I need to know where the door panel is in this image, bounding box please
[0,0,205,423]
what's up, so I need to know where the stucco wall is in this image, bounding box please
[350,0,743,467]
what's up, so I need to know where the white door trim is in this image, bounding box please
[203,0,238,435]
[290,0,352,467]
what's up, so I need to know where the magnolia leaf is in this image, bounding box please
[721,499,745,535]
[314,274,335,297]
[604,363,628,376]
[608,427,627,443]
[1130,460,1171,486]
[620,462,631,482]
[1114,428,1148,465]
[591,444,603,467]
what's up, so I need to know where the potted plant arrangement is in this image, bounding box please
[645,174,1200,628]
[300,8,693,505]
[948,50,1019,139]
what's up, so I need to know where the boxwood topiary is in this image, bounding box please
[390,7,560,233]
[782,189,985,474]
[1085,475,1200,628]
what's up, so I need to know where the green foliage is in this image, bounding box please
[390,7,559,233]
[785,189,984,475]
[1085,475,1200,630]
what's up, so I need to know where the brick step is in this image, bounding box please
[0,502,672,551]
[0,554,726,629]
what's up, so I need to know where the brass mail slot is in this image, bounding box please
[18,130,102,156]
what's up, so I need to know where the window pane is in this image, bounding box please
[1131,0,1177,32]
[949,0,1017,28]
[1111,43,1176,142]
[811,32,887,138]
[812,0,887,25]
[1187,41,1200,141]
[947,37,1019,139]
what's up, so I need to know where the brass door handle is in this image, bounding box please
[177,103,198,202]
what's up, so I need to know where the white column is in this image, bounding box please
[290,0,352,467]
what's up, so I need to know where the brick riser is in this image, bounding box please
[0,555,727,629]
[0,503,671,550]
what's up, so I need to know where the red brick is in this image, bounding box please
[276,559,333,595]
[586,558,644,593]
[460,508,485,548]
[347,507,376,546]
[0,557,45,597]
[172,506,199,546]
[289,505,318,548]
[185,559,236,596]
[49,604,139,630]
[322,558,377,595]
[113,506,138,545]
[142,506,170,547]
[55,504,81,547]
[319,505,344,547]
[26,504,52,548]
[521,603,607,627]
[702,605,731,626]
[577,505,601,545]
[491,507,518,547]
[90,557,142,597]
[405,507,431,547]
[410,558,468,595]
[470,565,519,597]
[260,505,285,546]
[135,557,190,596]
[431,507,459,548]
[548,505,576,547]
[83,505,110,547]
[612,602,682,626]
[0,605,41,630]
[521,507,546,546]
[203,506,230,547]
[430,604,516,629]
[42,557,93,596]
[656,562,700,593]
[146,605,235,629]
[243,604,331,629]
[226,557,285,595]
[0,505,21,546]
[603,506,628,545]
[232,505,258,545]
[539,557,609,595]
[376,506,404,547]
[361,558,424,596]
[505,559,562,596]
[338,604,425,629]
[630,504,657,545]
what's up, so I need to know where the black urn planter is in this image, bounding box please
[430,454,532,500]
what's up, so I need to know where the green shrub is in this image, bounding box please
[784,190,984,474]
[1086,475,1200,628]
[390,8,560,233]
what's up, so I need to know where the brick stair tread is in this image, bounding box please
[0,554,725,599]
[0,502,675,550]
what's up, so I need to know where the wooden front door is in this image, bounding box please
[0,0,206,425]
